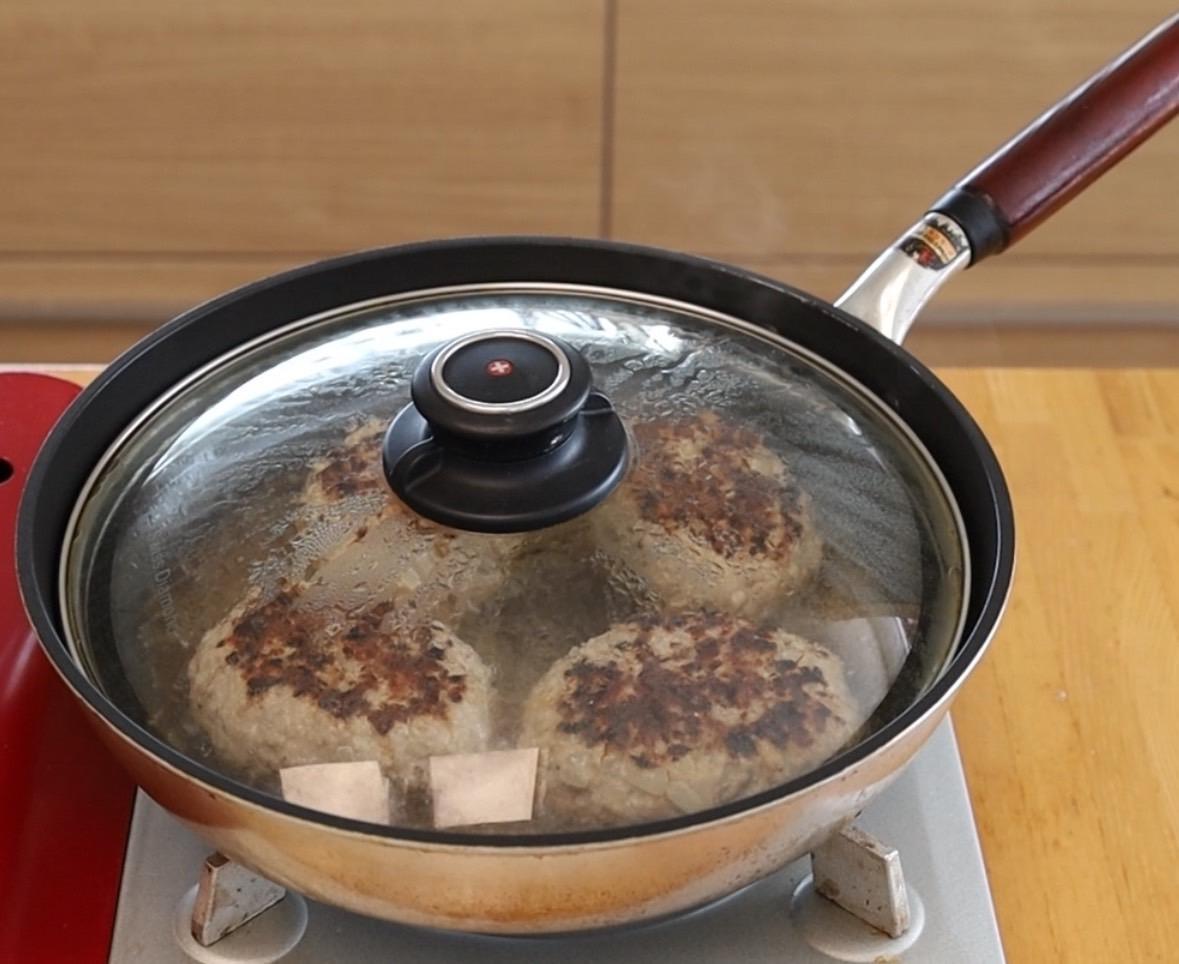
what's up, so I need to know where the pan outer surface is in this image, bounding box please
[80,682,955,933]
[17,239,1014,933]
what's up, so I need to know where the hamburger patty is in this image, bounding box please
[288,418,523,622]
[520,612,856,827]
[592,412,822,620]
[186,419,510,809]
[188,588,493,798]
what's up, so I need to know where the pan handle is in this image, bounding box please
[935,14,1179,260]
[837,14,1179,343]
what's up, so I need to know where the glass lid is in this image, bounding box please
[64,285,967,835]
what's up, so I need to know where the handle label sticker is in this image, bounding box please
[898,214,969,270]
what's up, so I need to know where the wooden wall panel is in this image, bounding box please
[611,0,1179,269]
[0,0,605,254]
[0,256,309,322]
[4,0,1179,355]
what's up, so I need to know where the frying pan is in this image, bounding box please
[16,14,1179,934]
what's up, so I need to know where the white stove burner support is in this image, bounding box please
[179,811,917,947]
[811,825,911,938]
[190,854,287,947]
[108,718,1005,963]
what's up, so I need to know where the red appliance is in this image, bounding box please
[0,373,135,964]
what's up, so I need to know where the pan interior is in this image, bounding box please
[62,284,966,837]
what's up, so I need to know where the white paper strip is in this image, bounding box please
[280,760,390,824]
[429,747,539,828]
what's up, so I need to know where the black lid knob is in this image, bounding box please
[410,329,592,448]
[383,330,630,533]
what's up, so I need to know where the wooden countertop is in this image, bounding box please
[943,369,1179,963]
[15,365,1179,962]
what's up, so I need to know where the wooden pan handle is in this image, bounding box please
[932,14,1179,263]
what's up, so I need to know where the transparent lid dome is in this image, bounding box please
[65,285,966,834]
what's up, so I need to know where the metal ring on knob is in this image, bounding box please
[428,329,571,415]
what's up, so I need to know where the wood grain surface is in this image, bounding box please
[5,1,1179,329]
[17,364,1179,962]
[0,0,606,253]
[613,0,1179,259]
[947,368,1179,963]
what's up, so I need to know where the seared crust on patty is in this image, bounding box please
[593,412,822,620]
[521,611,856,827]
[188,589,493,792]
[215,593,473,730]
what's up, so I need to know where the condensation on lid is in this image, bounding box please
[61,285,968,835]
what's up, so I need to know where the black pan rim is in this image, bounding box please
[17,235,1015,849]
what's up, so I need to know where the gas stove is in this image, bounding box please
[105,719,1002,963]
[1,373,1005,963]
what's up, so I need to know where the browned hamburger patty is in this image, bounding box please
[306,421,386,503]
[592,412,822,620]
[520,611,857,827]
[187,420,515,811]
[288,418,525,622]
[188,587,493,800]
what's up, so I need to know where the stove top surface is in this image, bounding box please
[109,718,1004,963]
